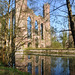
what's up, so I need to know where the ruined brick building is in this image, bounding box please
[16,0,51,49]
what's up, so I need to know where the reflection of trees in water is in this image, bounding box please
[51,57,69,75]
[69,57,75,75]
[51,57,57,75]
[26,56,75,75]
[61,58,69,75]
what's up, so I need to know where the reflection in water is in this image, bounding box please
[36,56,39,63]
[51,57,69,75]
[16,55,51,75]
[28,55,31,59]
[41,60,44,75]
[35,66,38,75]
[69,58,75,75]
[15,54,75,75]
[28,63,32,74]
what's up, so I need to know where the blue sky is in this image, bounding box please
[27,0,75,39]
[4,0,75,40]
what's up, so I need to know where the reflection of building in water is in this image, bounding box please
[15,55,51,75]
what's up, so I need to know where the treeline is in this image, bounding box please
[0,0,15,66]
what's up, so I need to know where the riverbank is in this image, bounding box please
[20,48,75,57]
[0,62,31,75]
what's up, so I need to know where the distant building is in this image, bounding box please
[15,0,51,49]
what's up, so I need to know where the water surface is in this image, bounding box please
[15,54,75,75]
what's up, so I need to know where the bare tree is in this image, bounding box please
[66,0,75,47]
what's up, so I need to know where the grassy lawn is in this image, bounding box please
[0,62,31,75]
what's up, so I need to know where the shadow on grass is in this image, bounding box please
[0,62,31,75]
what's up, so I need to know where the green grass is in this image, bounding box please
[0,62,31,75]
[25,47,75,50]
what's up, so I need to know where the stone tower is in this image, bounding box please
[22,0,27,10]
[16,0,28,49]
[44,4,51,47]
[16,0,27,11]
[16,0,27,26]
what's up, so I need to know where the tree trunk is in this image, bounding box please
[66,0,75,47]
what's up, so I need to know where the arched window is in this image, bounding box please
[41,23,43,39]
[8,18,10,29]
[8,18,10,36]
[35,37,38,48]
[35,21,38,35]
[27,17,32,38]
[12,15,15,36]
[28,42,31,47]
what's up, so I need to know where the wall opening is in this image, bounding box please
[41,23,43,40]
[12,11,15,36]
[28,42,31,47]
[35,37,38,48]
[27,17,32,38]
[35,21,38,35]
